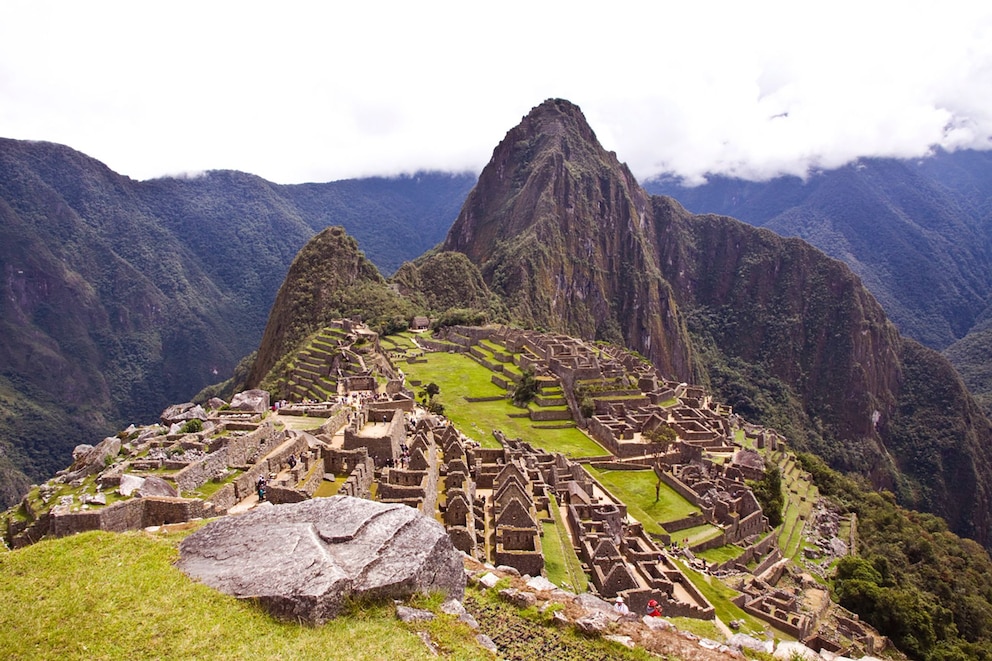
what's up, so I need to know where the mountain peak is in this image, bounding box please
[441,98,688,376]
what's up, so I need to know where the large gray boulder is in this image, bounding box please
[176,496,465,624]
[230,389,270,413]
[160,402,207,425]
[61,436,121,483]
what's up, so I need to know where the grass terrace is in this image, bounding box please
[402,350,606,457]
[541,497,588,593]
[672,523,725,547]
[587,468,699,520]
[672,557,781,639]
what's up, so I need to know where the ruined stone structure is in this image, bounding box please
[344,406,404,466]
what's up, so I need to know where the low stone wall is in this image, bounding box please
[529,409,572,422]
[368,399,414,413]
[173,448,230,493]
[224,423,278,467]
[206,483,239,512]
[142,497,205,526]
[689,531,728,554]
[44,495,205,540]
[51,508,106,538]
[711,532,778,572]
[319,406,351,436]
[418,337,469,353]
[663,511,708,533]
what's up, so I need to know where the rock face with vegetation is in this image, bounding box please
[245,226,418,388]
[177,496,465,625]
[644,151,992,415]
[444,99,692,379]
[439,98,992,547]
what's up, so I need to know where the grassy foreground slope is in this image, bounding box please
[0,529,491,661]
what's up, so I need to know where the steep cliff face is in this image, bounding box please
[444,99,692,378]
[441,99,992,546]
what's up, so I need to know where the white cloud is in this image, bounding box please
[2,0,991,184]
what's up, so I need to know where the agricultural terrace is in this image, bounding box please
[585,467,722,544]
[397,346,606,458]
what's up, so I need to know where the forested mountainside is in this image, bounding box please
[642,151,992,414]
[437,99,992,546]
[0,138,472,506]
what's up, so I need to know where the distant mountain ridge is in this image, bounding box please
[642,152,992,412]
[0,138,473,505]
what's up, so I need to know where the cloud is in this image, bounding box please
[1,1,991,184]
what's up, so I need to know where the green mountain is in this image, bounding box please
[0,138,473,507]
[438,99,992,547]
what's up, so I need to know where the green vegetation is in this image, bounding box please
[696,543,746,565]
[748,466,784,528]
[585,468,699,536]
[541,497,587,592]
[672,558,774,638]
[400,351,605,457]
[0,529,491,660]
[180,418,203,434]
[797,452,992,659]
[512,369,539,405]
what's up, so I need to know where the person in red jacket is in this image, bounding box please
[645,599,662,617]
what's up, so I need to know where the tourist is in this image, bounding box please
[645,599,662,617]
[614,596,629,614]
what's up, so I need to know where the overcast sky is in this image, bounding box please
[2,1,991,185]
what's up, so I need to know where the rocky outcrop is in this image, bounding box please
[229,389,270,413]
[245,227,416,388]
[160,403,207,425]
[443,99,692,379]
[60,436,121,483]
[176,496,465,624]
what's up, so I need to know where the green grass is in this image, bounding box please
[402,351,605,457]
[314,477,344,498]
[0,530,491,661]
[672,523,725,547]
[541,497,588,593]
[672,557,781,639]
[585,468,700,536]
[696,543,745,564]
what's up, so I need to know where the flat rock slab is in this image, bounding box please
[177,496,465,624]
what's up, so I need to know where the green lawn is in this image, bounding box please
[402,351,606,457]
[585,468,701,536]
[672,523,725,547]
[695,543,744,564]
[541,499,588,593]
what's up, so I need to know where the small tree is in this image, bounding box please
[513,370,539,406]
[748,466,784,528]
[181,419,203,434]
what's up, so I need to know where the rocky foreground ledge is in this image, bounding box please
[176,495,465,624]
